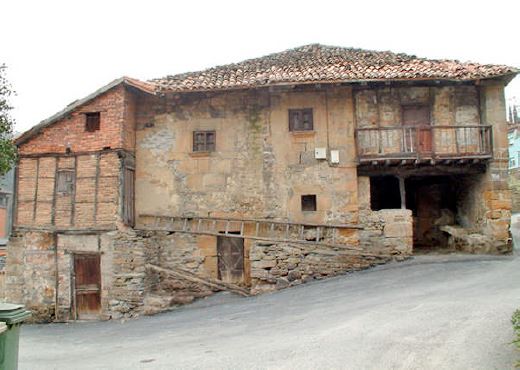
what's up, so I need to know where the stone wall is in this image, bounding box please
[134,86,359,227]
[249,241,388,294]
[5,231,57,322]
[5,228,233,322]
[358,209,413,258]
[509,168,520,212]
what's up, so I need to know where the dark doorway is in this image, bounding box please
[217,236,244,284]
[405,176,458,251]
[370,176,401,210]
[73,253,101,320]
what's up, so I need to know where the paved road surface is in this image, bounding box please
[19,223,520,369]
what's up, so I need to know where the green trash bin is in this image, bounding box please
[0,303,31,370]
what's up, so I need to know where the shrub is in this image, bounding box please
[513,309,520,367]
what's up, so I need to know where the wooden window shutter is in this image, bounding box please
[57,170,75,194]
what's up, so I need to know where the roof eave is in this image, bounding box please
[157,72,520,95]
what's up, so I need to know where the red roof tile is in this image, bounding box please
[153,44,518,92]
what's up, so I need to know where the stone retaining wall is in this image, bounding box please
[358,209,413,259]
[249,241,388,294]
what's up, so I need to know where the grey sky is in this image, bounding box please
[2,0,519,133]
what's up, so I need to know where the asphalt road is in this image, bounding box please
[19,226,520,369]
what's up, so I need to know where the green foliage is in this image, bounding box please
[0,64,17,175]
[513,309,520,367]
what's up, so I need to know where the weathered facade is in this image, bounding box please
[5,45,518,321]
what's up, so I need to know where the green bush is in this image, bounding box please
[513,309,520,367]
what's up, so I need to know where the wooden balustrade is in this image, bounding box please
[355,124,492,163]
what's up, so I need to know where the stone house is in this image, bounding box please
[5,44,518,322]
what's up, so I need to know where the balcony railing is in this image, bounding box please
[355,124,492,163]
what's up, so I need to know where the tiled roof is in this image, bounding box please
[153,44,518,92]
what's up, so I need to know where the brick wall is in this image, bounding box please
[19,85,138,155]
[15,151,122,229]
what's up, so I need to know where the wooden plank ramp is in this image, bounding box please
[145,264,250,297]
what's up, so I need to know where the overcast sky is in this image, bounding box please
[2,0,519,133]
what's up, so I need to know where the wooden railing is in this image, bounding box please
[138,214,365,252]
[356,124,492,162]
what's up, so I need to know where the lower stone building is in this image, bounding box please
[5,45,517,322]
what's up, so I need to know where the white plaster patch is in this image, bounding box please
[139,129,175,161]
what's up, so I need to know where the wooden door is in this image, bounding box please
[217,236,244,284]
[74,254,101,320]
[402,105,432,154]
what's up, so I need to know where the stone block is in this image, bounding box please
[253,260,277,269]
[384,222,412,238]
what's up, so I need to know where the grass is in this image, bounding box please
[513,309,520,367]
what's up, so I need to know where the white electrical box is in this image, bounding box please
[315,148,327,159]
[330,150,340,164]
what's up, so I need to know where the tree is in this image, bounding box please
[0,64,17,175]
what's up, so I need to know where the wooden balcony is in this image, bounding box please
[355,124,493,165]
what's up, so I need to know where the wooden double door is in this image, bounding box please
[73,254,101,320]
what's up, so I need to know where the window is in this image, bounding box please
[85,112,101,132]
[289,108,313,131]
[193,131,216,152]
[57,170,75,194]
[301,194,317,212]
[511,158,517,168]
[0,193,8,208]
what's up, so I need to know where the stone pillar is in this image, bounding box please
[478,81,512,251]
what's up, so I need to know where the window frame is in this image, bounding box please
[289,108,314,132]
[192,130,216,153]
[85,112,101,132]
[56,170,75,195]
[301,194,317,212]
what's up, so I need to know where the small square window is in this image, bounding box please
[193,131,216,152]
[85,112,100,132]
[301,194,317,212]
[289,108,313,131]
[57,170,75,194]
[0,193,8,208]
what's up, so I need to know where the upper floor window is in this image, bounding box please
[193,131,216,152]
[289,108,313,131]
[85,112,101,132]
[57,170,75,195]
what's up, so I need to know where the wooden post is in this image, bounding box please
[398,176,406,209]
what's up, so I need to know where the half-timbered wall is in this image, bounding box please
[15,151,123,229]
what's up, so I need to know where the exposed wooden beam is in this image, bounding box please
[398,176,406,209]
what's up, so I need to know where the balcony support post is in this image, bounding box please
[398,176,406,209]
